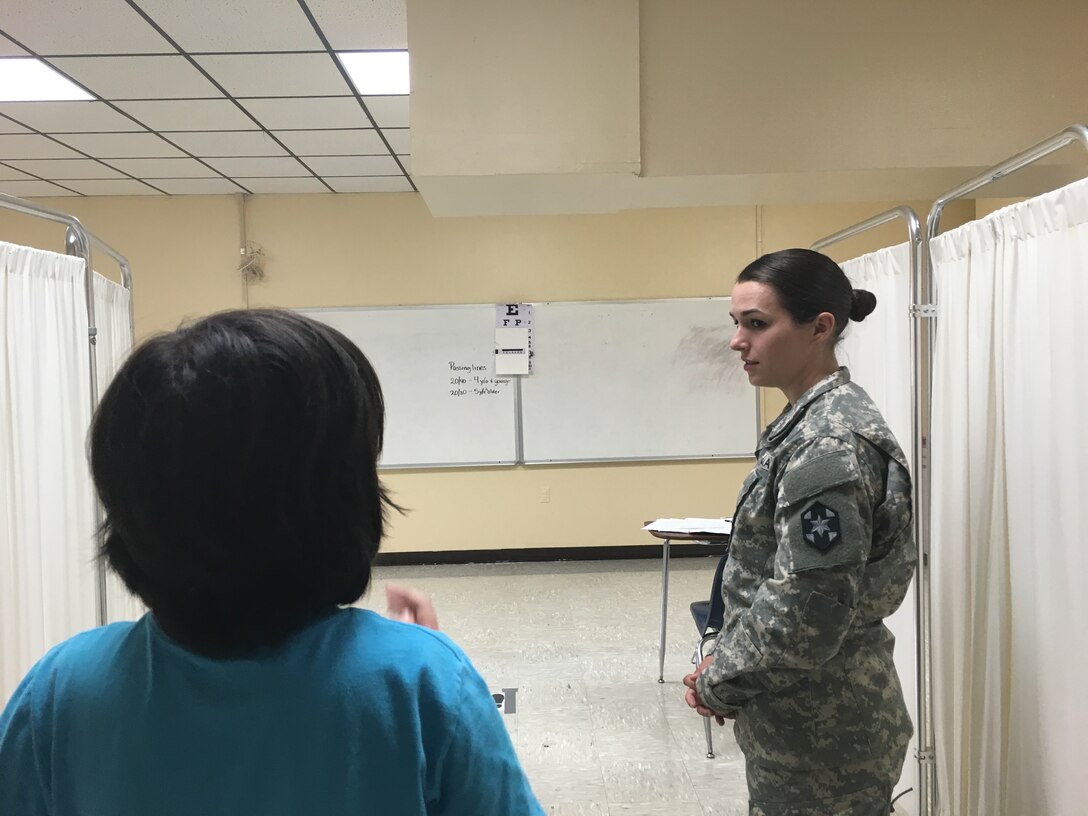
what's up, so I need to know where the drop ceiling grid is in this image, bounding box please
[0,0,413,196]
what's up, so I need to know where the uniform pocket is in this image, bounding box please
[735,679,817,768]
[806,650,873,762]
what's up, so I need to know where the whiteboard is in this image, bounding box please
[520,298,758,462]
[299,305,518,468]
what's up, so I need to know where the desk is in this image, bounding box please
[646,526,731,683]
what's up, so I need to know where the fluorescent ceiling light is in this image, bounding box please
[0,58,93,102]
[338,51,410,95]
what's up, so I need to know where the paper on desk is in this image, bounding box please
[643,517,733,535]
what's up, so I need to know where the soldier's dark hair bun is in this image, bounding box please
[737,248,877,342]
[849,289,877,322]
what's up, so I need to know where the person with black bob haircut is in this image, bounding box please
[683,249,916,815]
[0,309,543,816]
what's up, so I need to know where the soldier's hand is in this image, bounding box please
[683,659,732,724]
[683,686,731,724]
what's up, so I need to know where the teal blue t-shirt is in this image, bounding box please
[0,608,542,815]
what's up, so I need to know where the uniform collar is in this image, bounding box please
[762,366,852,447]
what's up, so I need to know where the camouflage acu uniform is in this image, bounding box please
[695,368,916,816]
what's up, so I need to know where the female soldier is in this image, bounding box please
[683,249,916,815]
[0,309,542,816]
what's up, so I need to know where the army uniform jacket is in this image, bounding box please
[696,367,916,770]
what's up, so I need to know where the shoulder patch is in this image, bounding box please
[800,501,842,552]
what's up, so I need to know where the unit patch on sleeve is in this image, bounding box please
[801,501,841,552]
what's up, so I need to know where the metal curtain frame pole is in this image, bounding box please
[65,224,135,384]
[810,206,934,816]
[65,225,135,630]
[0,192,134,628]
[926,123,1088,242]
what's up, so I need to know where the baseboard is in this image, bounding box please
[373,542,728,567]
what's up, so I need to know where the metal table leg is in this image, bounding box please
[658,538,670,682]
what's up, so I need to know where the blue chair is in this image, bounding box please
[690,552,729,758]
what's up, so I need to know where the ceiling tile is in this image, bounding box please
[0,34,30,57]
[272,128,384,156]
[326,176,414,193]
[381,127,410,154]
[0,179,77,197]
[133,0,322,52]
[153,178,246,195]
[307,0,407,51]
[1,2,175,55]
[7,158,126,179]
[239,97,370,130]
[239,177,330,194]
[195,54,350,98]
[0,134,82,159]
[106,158,219,179]
[0,164,33,181]
[54,132,186,158]
[362,95,409,128]
[115,100,256,132]
[163,130,286,157]
[0,117,32,134]
[0,102,142,133]
[204,156,310,177]
[305,155,401,176]
[64,179,163,196]
[49,56,224,100]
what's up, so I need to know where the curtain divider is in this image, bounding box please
[0,192,134,627]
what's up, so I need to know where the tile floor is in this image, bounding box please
[361,557,750,815]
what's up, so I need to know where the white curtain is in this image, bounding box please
[92,272,132,397]
[840,244,913,456]
[840,242,918,815]
[0,241,98,706]
[92,273,144,624]
[930,176,1088,816]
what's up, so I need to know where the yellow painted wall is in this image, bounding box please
[0,193,971,553]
